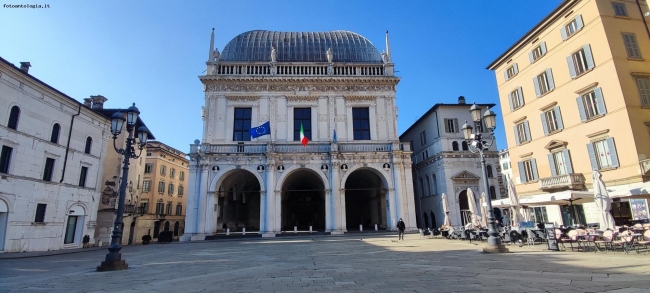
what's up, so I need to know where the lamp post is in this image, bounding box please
[461,103,509,253]
[97,103,149,271]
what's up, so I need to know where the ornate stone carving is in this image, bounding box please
[259,115,269,122]
[335,115,346,122]
[277,114,286,122]
[206,84,395,93]
[319,114,328,122]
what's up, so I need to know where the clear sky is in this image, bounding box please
[0,0,562,153]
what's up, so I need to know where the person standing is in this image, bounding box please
[397,218,406,240]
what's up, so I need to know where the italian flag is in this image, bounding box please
[300,122,309,146]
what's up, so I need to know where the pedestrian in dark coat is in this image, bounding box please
[397,218,406,240]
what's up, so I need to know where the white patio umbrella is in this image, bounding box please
[593,171,616,230]
[441,193,452,227]
[480,192,489,228]
[507,178,524,226]
[466,188,482,228]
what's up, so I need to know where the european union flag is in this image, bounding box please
[250,121,271,138]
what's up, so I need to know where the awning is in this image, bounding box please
[490,190,593,207]
[605,182,650,199]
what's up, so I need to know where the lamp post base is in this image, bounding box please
[97,260,129,272]
[482,244,510,254]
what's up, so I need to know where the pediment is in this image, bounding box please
[451,170,480,180]
[544,140,567,150]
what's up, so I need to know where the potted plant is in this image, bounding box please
[141,234,152,245]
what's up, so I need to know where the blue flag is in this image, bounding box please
[250,121,271,138]
[333,129,337,143]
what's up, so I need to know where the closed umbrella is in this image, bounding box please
[441,193,452,227]
[593,171,616,230]
[507,178,524,226]
[466,188,482,228]
[480,192,489,228]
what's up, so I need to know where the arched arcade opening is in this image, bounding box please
[216,170,261,232]
[344,169,387,231]
[281,169,326,231]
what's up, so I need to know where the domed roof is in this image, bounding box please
[220,30,383,63]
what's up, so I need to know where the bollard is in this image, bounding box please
[294,226,297,233]
[375,224,378,231]
[242,228,246,235]
[226,228,230,236]
[359,224,363,232]
[309,226,312,233]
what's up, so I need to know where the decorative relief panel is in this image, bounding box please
[335,115,346,122]
[277,114,286,122]
[206,84,395,93]
[259,115,269,122]
[318,114,328,122]
[226,96,260,102]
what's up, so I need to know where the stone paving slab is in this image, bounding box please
[1,235,650,292]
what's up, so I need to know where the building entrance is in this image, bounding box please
[216,170,261,233]
[281,169,325,231]
[344,169,386,231]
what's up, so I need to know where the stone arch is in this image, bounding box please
[0,199,7,251]
[339,164,392,190]
[63,203,87,246]
[211,166,263,233]
[278,166,327,231]
[274,164,328,192]
[209,165,265,193]
[341,165,390,231]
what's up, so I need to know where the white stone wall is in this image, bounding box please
[0,62,110,252]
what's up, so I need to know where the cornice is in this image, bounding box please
[200,75,400,84]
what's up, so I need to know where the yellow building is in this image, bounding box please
[138,141,188,242]
[487,0,650,227]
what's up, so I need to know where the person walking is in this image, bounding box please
[397,218,406,240]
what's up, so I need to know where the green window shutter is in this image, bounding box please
[562,149,573,174]
[576,96,587,122]
[531,158,539,180]
[540,113,549,135]
[606,137,619,168]
[554,107,564,130]
[567,55,577,79]
[518,161,527,183]
[586,143,599,170]
[594,87,607,114]
[584,44,594,70]
[548,153,557,177]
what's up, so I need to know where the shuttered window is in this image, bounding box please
[567,45,595,78]
[529,42,547,63]
[533,69,555,97]
[586,138,619,170]
[576,88,607,121]
[513,121,531,145]
[636,77,650,107]
[541,106,564,135]
[622,33,642,59]
[561,15,584,40]
[517,159,539,183]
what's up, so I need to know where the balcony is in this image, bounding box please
[124,205,147,215]
[539,173,585,191]
[190,142,410,155]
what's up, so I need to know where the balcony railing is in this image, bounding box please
[124,205,147,215]
[539,173,585,191]
[190,142,411,155]
[213,63,385,77]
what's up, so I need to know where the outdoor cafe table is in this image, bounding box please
[624,233,644,254]
[576,234,598,252]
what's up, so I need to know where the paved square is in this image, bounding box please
[1,234,650,292]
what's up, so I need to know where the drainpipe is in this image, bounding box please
[60,104,82,183]
[637,0,650,40]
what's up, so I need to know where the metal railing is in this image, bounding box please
[339,143,392,152]
[190,142,410,154]
[214,63,385,77]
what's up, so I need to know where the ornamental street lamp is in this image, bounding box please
[462,102,509,253]
[97,103,149,271]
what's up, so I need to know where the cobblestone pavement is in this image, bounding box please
[1,234,650,293]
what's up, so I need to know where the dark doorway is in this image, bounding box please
[344,169,386,231]
[281,169,325,231]
[173,221,180,236]
[430,211,436,228]
[217,170,261,233]
[423,212,429,229]
[164,221,170,232]
[458,190,469,226]
[153,221,160,238]
[128,221,136,245]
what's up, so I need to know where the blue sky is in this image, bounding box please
[0,0,562,153]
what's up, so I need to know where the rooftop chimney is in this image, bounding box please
[83,98,92,107]
[458,96,466,104]
[19,62,31,73]
[90,95,108,109]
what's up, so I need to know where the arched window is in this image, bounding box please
[419,177,425,197]
[431,174,438,195]
[8,106,20,130]
[452,141,459,151]
[462,141,469,151]
[50,123,60,144]
[489,185,497,200]
[84,137,92,154]
[425,176,431,196]
[487,165,493,178]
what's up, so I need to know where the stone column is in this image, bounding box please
[204,192,216,235]
[193,165,209,240]
[180,162,199,242]
[262,162,276,237]
[387,187,396,231]
[337,188,347,234]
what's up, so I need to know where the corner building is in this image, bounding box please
[487,0,650,226]
[183,30,415,240]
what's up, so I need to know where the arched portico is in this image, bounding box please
[213,169,262,233]
[279,168,326,231]
[342,167,389,231]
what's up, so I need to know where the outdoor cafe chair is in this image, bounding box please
[557,229,579,251]
[612,231,635,254]
[594,230,616,252]
[636,230,650,255]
